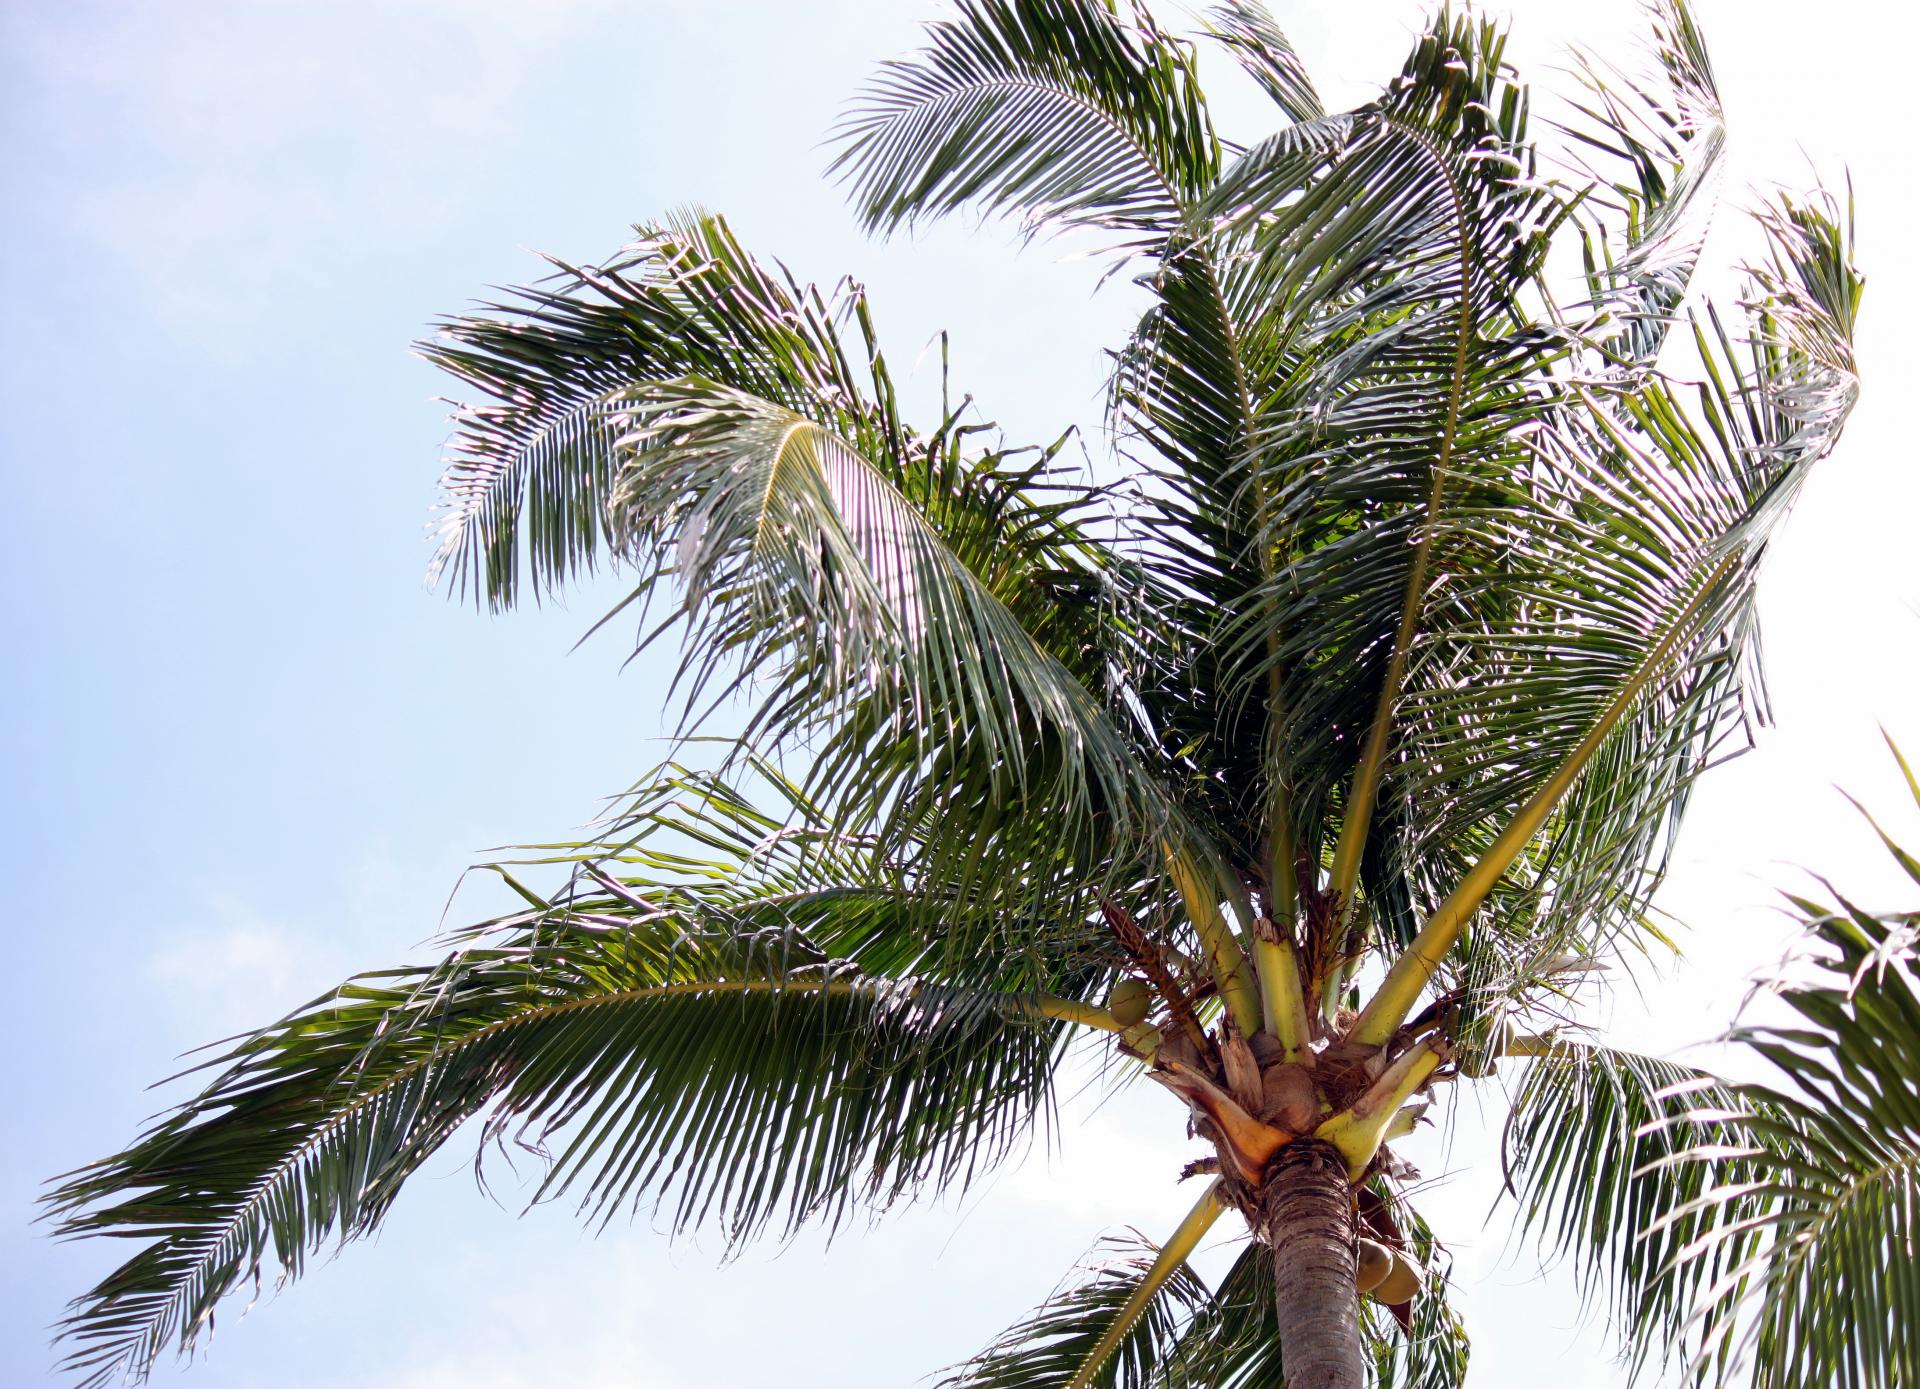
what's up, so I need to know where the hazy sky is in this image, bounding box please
[3,1,1914,1386]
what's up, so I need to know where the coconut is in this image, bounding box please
[1370,1250,1423,1306]
[1108,977,1152,1027]
[1259,1062,1320,1134]
[1355,1239,1394,1293]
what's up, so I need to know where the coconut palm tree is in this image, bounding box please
[45,2,1869,1387]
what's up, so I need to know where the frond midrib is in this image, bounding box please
[1329,109,1485,906]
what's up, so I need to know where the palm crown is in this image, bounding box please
[46,2,1878,1387]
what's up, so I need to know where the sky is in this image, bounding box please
[2,1,1915,1386]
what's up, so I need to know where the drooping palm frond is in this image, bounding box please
[422,210,859,608]
[43,767,1120,1389]
[1497,1038,1770,1383]
[529,756,1145,991]
[1655,745,1920,1388]
[1555,0,1726,368]
[830,0,1219,245]
[601,374,1193,919]
[1201,0,1324,126]
[426,208,1207,933]
[424,208,1122,635]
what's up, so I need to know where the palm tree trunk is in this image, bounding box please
[1258,1139,1363,1389]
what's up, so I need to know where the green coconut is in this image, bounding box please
[1107,977,1152,1028]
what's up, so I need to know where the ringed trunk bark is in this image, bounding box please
[1258,1139,1363,1389]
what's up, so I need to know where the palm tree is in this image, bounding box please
[44,2,1869,1387]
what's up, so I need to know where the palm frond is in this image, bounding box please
[604,374,1187,918]
[423,208,1121,637]
[1212,12,1570,907]
[937,1202,1219,1389]
[1109,217,1303,864]
[426,209,1196,927]
[1556,0,1726,367]
[1201,1,1324,125]
[43,767,1111,1389]
[422,210,852,608]
[1498,1038,1769,1382]
[1659,750,1919,1388]
[1112,12,1569,890]
[830,0,1219,245]
[1355,180,1863,1038]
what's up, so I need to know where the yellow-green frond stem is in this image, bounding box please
[1884,728,1919,802]
[1327,170,1477,911]
[1066,1182,1225,1389]
[1498,1032,1559,1059]
[1317,900,1377,1026]
[1314,1042,1444,1180]
[1252,920,1312,1062]
[1034,996,1126,1033]
[1327,592,1414,910]
[1349,551,1740,1048]
[1120,1020,1165,1062]
[1167,844,1262,1037]
[1267,778,1299,928]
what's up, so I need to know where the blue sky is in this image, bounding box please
[3,1,1915,1386]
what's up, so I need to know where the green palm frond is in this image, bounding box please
[1201,1,1323,125]
[43,768,1114,1389]
[423,209,1120,641]
[830,0,1219,244]
[1557,0,1726,367]
[937,1225,1216,1389]
[1498,1038,1769,1383]
[1658,745,1920,1388]
[1108,220,1298,862]
[1355,180,1863,1034]
[1259,15,1571,924]
[1229,11,1567,792]
[603,374,1188,914]
[1114,12,1568,878]
[527,757,1137,988]
[422,210,852,608]
[426,208,1197,925]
